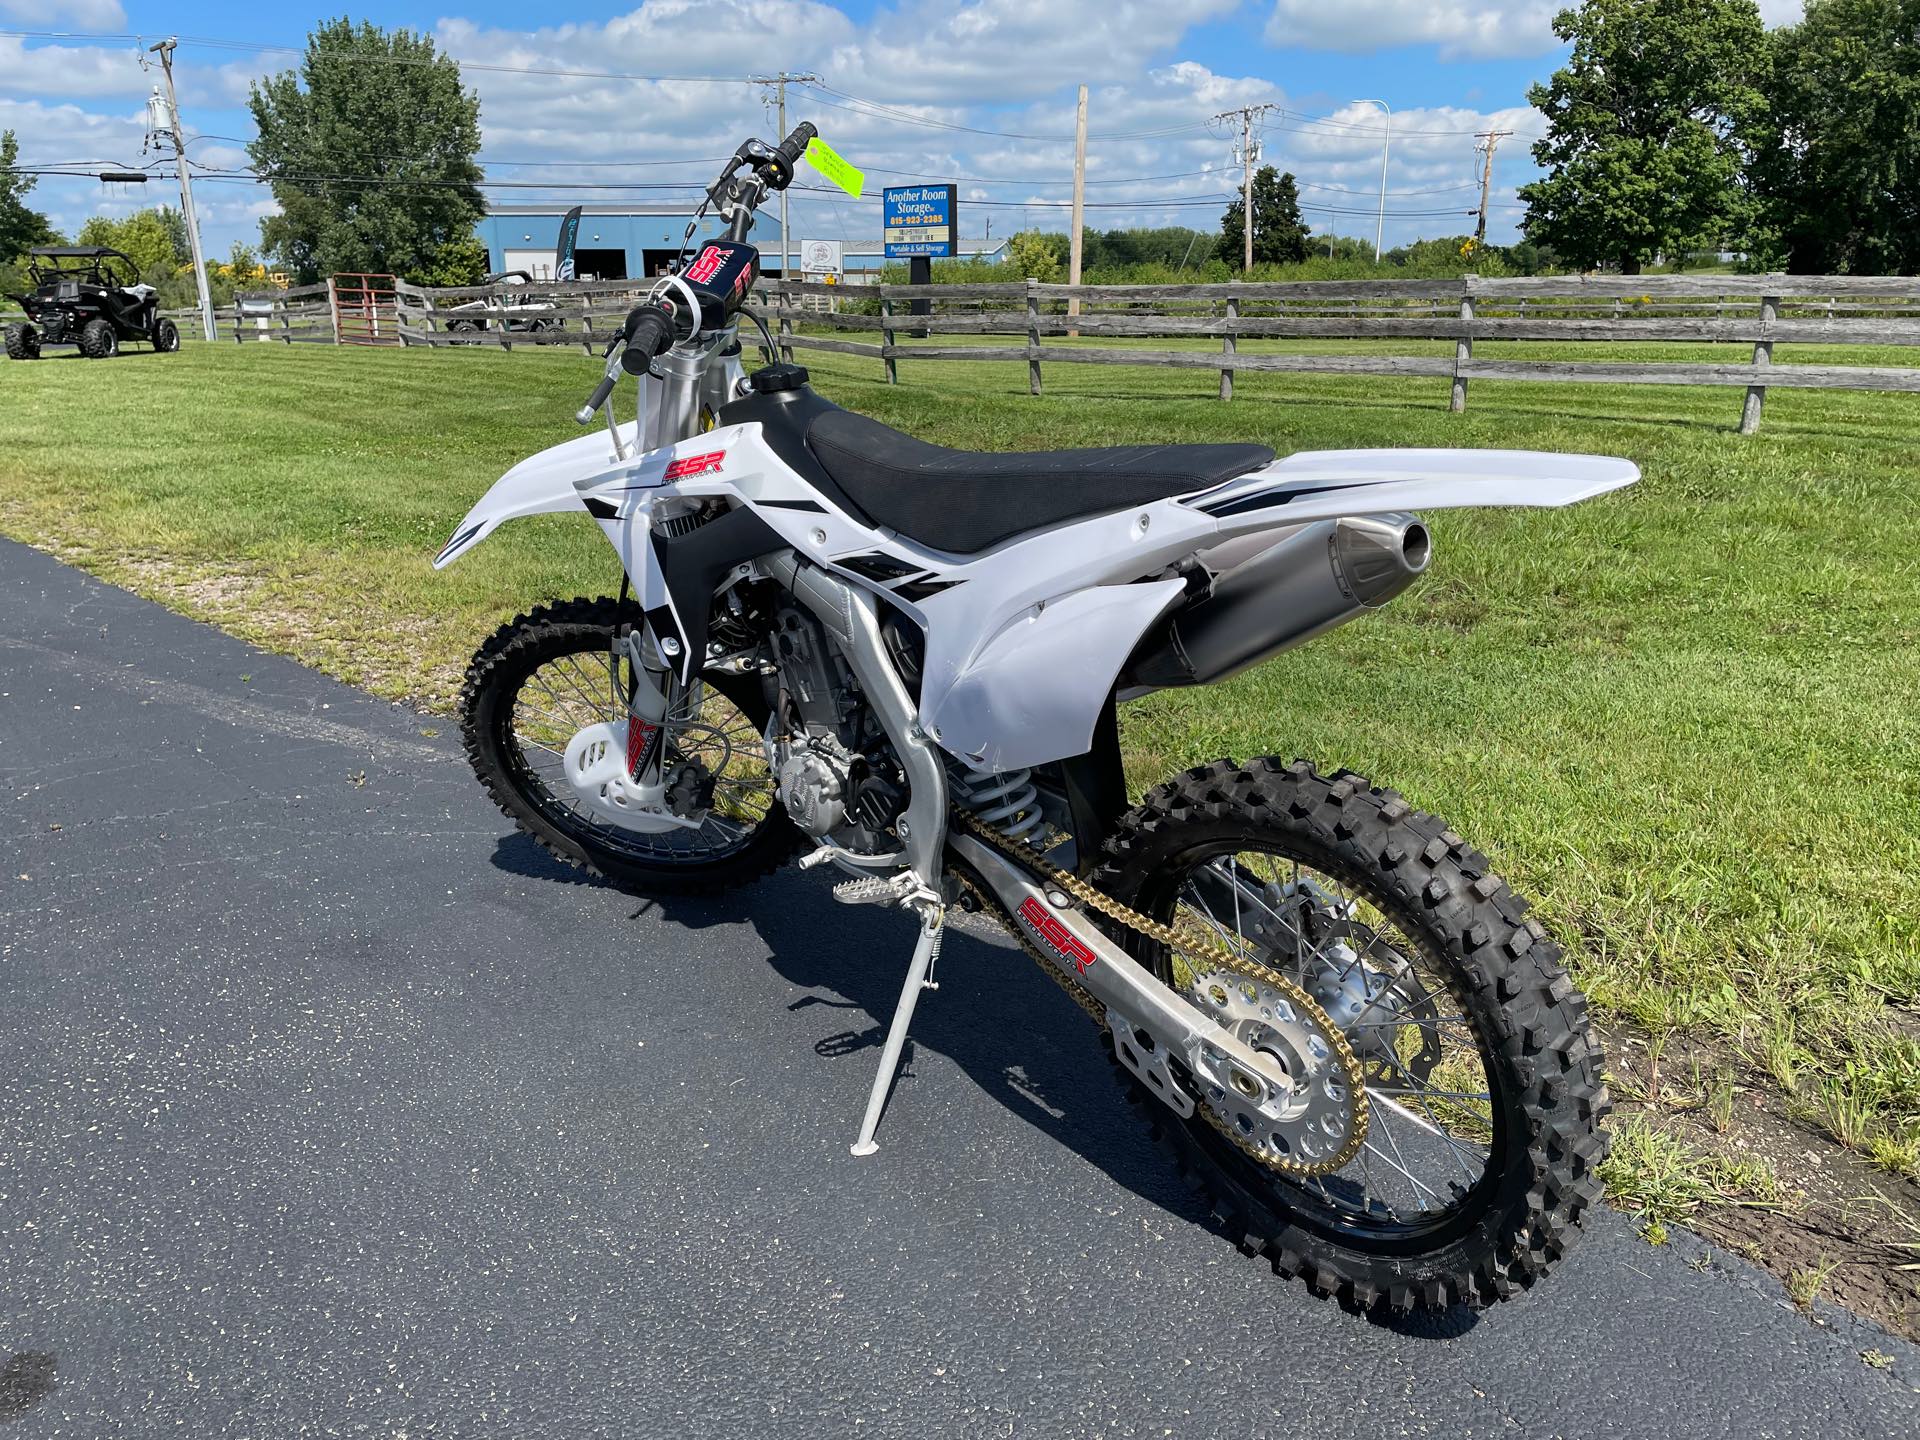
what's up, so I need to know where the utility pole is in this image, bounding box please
[1068,84,1088,321]
[1352,99,1391,263]
[1473,129,1513,248]
[1212,104,1278,273]
[147,38,215,341]
[762,72,821,283]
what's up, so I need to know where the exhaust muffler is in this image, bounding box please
[1123,512,1431,691]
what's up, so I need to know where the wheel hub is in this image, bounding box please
[1186,964,1360,1168]
[1252,881,1442,1082]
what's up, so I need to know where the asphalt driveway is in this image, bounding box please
[1,537,1914,1438]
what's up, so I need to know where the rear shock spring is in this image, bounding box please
[958,764,1045,845]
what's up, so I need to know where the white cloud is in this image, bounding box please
[0,0,126,29]
[0,37,146,100]
[1264,0,1805,59]
[1264,0,1566,60]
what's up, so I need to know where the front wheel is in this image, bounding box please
[3,322,38,360]
[151,318,180,353]
[1093,757,1609,1312]
[460,597,801,895]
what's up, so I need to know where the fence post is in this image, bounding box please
[778,280,795,365]
[1220,292,1237,401]
[880,288,898,385]
[1026,278,1042,396]
[1452,276,1474,413]
[1740,289,1779,434]
[326,276,341,345]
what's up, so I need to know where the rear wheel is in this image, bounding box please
[1093,758,1609,1312]
[3,322,37,360]
[151,318,180,353]
[446,318,482,345]
[78,318,116,358]
[460,597,801,895]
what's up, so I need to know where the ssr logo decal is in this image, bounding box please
[626,715,662,779]
[1018,896,1097,976]
[662,450,726,480]
[686,245,729,284]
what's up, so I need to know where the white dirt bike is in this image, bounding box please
[439,123,1626,1314]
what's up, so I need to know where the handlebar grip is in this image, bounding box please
[765,121,817,190]
[775,121,817,167]
[619,305,677,375]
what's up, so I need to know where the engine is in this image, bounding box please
[763,604,907,855]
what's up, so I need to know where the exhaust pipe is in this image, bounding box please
[1123,512,1431,691]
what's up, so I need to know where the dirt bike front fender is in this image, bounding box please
[432,421,647,569]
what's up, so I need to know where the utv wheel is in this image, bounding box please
[151,318,180,353]
[446,318,482,345]
[78,318,117,359]
[1092,758,1610,1314]
[3,322,37,360]
[460,596,802,896]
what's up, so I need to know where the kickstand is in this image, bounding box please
[849,909,944,1157]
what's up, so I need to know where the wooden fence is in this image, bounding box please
[230,284,334,344]
[750,272,1920,434]
[213,271,1920,434]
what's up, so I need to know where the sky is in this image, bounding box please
[2,0,1807,263]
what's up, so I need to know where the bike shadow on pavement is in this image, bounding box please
[490,833,1480,1339]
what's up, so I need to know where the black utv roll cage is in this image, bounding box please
[24,246,140,289]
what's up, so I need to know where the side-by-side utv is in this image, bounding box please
[4,248,181,360]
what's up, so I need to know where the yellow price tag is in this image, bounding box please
[804,137,864,198]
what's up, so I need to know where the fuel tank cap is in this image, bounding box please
[748,362,810,394]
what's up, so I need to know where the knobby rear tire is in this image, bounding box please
[3,322,37,361]
[1092,757,1610,1313]
[78,318,116,359]
[459,596,801,896]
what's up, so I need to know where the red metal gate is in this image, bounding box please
[329,274,400,346]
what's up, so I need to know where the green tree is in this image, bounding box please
[1751,0,1920,273]
[1518,0,1769,273]
[1,129,58,264]
[248,18,484,284]
[77,208,190,276]
[1005,229,1062,281]
[412,232,489,287]
[1218,168,1310,269]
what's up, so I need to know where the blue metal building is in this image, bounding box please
[474,203,786,281]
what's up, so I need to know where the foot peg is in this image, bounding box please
[833,872,927,908]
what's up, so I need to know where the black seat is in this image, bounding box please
[805,410,1275,555]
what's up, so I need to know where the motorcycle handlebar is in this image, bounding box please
[576,303,678,423]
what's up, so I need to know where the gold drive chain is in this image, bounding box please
[949,809,1369,1180]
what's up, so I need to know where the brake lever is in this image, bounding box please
[576,345,625,426]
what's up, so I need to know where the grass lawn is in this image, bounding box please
[4,337,1918,1256]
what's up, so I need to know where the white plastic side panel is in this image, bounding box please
[933,578,1186,769]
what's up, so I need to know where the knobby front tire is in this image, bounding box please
[460,596,801,897]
